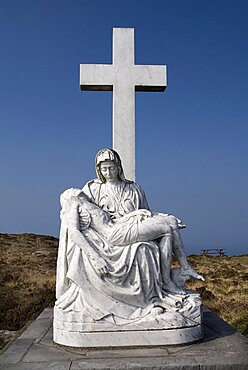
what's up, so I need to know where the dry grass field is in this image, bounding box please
[0,233,247,351]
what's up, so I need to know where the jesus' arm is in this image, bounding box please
[67,201,109,277]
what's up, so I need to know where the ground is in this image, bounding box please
[0,233,247,352]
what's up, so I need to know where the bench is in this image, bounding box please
[201,248,226,256]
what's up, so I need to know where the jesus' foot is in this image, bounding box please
[163,280,186,295]
[151,306,164,316]
[181,266,205,281]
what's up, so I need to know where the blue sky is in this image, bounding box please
[0,0,247,255]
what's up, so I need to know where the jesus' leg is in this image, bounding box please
[159,214,204,281]
[158,233,186,294]
[172,230,204,281]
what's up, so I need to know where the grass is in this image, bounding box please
[0,233,247,351]
[0,233,57,350]
[185,254,248,335]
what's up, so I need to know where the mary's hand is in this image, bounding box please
[135,209,152,220]
[120,209,152,223]
[138,209,152,218]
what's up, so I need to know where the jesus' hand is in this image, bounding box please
[91,255,109,278]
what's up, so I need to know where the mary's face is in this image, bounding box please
[100,161,119,182]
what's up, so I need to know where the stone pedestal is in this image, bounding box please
[53,292,203,347]
[53,323,203,348]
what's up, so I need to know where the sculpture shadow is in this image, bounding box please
[202,309,237,343]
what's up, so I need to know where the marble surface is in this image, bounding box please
[54,290,203,347]
[54,149,205,348]
[53,325,203,348]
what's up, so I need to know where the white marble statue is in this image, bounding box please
[54,148,204,346]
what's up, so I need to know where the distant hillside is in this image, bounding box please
[0,233,247,351]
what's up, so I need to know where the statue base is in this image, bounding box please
[53,291,203,347]
[54,324,203,347]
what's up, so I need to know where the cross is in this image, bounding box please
[80,28,166,181]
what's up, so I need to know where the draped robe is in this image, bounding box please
[55,180,168,324]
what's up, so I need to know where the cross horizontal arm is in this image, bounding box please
[134,65,166,92]
[80,64,114,91]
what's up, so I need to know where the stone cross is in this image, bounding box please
[80,28,166,181]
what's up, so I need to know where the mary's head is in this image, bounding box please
[95,148,127,183]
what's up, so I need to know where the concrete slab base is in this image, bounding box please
[0,307,248,370]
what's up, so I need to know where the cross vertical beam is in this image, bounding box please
[112,29,135,180]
